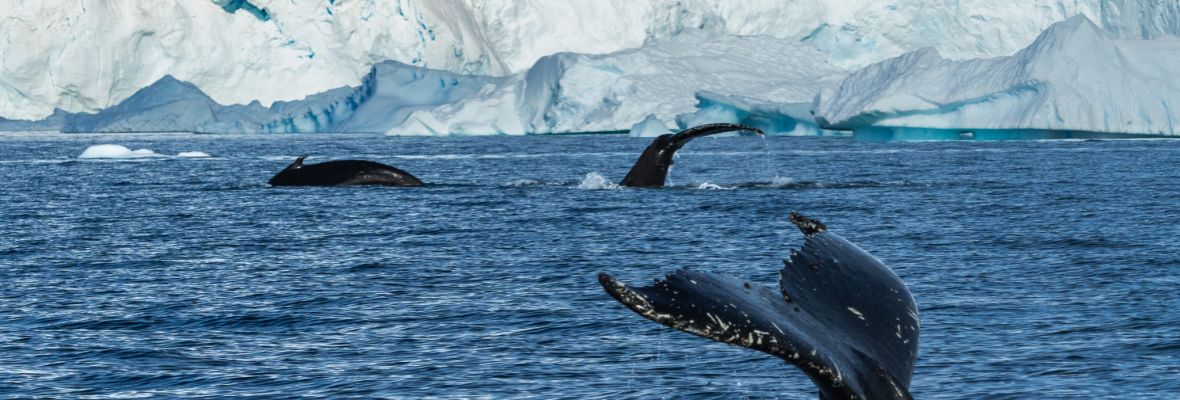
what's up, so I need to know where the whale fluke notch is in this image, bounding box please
[599,213,919,400]
[268,154,424,187]
[619,123,764,188]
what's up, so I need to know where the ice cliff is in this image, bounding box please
[2,31,842,135]
[3,0,1178,121]
[813,16,1180,138]
[390,30,847,135]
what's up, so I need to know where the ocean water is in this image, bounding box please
[1,133,1177,399]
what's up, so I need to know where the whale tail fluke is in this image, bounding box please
[599,213,918,400]
[619,123,764,188]
[667,123,764,151]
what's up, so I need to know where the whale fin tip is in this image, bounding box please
[790,212,827,236]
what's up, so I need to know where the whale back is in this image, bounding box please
[268,157,424,187]
[599,213,918,399]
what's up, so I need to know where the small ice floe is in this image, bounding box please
[577,172,618,190]
[176,151,211,158]
[78,144,162,159]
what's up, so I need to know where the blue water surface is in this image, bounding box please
[0,133,1177,399]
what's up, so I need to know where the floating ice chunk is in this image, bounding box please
[78,144,162,159]
[177,151,211,158]
[628,115,672,137]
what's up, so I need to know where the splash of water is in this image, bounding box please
[577,172,618,190]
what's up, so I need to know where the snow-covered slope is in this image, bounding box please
[4,0,1178,121]
[813,15,1180,137]
[390,30,847,135]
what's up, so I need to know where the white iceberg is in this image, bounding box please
[676,92,829,136]
[78,144,163,159]
[628,115,672,138]
[389,30,848,135]
[813,15,1180,138]
[5,0,1176,123]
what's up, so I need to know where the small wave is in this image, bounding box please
[691,182,736,190]
[759,176,796,188]
[78,144,164,159]
[503,179,548,187]
[0,159,74,165]
[177,151,211,158]
[576,172,618,190]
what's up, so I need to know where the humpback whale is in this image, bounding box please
[268,156,424,187]
[619,123,764,187]
[599,213,919,399]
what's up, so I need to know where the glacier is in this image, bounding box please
[3,0,1178,122]
[813,15,1180,138]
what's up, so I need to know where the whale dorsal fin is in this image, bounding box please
[599,213,918,399]
[289,155,307,169]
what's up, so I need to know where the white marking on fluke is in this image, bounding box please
[847,306,866,320]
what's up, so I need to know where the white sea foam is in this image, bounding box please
[694,182,735,190]
[78,144,162,159]
[177,151,211,158]
[576,172,618,190]
[763,176,797,188]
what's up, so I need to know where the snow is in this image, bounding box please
[78,145,162,159]
[813,16,1180,137]
[4,0,1178,122]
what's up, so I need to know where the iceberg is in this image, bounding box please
[389,30,848,135]
[675,92,828,137]
[628,115,672,138]
[813,16,1180,138]
[59,75,370,133]
[4,0,1177,123]
[331,62,504,134]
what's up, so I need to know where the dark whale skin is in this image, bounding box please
[268,156,424,187]
[600,213,919,400]
[619,123,763,188]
